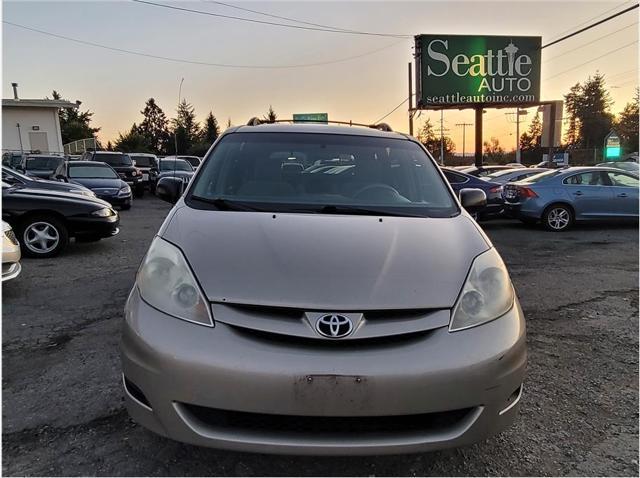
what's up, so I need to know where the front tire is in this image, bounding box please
[543,204,573,232]
[18,215,69,258]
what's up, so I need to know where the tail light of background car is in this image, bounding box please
[489,186,503,194]
[518,186,539,198]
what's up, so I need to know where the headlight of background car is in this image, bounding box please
[136,237,213,326]
[70,189,96,197]
[449,248,514,332]
[91,207,115,217]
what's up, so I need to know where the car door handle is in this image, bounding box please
[617,193,628,197]
[573,191,583,196]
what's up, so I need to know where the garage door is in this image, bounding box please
[29,132,49,152]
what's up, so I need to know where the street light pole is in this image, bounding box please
[174,77,184,157]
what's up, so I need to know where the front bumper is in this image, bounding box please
[121,289,526,455]
[96,193,132,207]
[69,214,120,239]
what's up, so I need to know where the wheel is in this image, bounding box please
[18,215,69,258]
[542,204,573,232]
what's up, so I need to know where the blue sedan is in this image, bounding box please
[503,167,639,231]
[66,161,133,209]
[442,168,504,218]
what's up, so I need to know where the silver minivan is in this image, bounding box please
[121,122,526,455]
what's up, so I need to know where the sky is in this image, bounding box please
[2,0,638,153]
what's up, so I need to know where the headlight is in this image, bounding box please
[137,237,213,327]
[450,248,514,332]
[118,185,131,196]
[71,189,96,197]
[91,207,115,217]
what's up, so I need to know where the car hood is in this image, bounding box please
[70,178,125,189]
[28,178,92,192]
[8,186,112,207]
[162,208,491,310]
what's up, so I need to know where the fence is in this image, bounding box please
[63,138,101,155]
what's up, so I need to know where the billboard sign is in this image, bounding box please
[415,34,542,108]
[293,113,328,124]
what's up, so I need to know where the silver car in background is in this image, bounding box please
[121,123,526,455]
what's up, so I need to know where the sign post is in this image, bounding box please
[604,130,621,160]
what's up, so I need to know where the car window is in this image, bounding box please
[443,171,468,184]
[160,160,193,172]
[92,153,133,166]
[189,132,457,217]
[69,164,118,179]
[563,172,606,186]
[26,157,62,170]
[131,155,154,167]
[606,171,639,187]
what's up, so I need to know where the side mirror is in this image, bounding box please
[459,188,487,212]
[156,176,183,204]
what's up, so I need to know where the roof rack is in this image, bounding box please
[245,117,393,132]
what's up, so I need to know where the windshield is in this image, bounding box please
[160,160,193,172]
[93,153,132,166]
[69,164,118,179]
[131,155,154,167]
[188,132,457,217]
[523,170,564,183]
[26,156,62,170]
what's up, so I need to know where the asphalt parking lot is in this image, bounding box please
[2,195,638,477]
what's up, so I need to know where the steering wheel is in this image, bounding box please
[353,183,403,201]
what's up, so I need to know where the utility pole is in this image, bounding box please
[456,122,472,159]
[506,108,528,163]
[408,62,414,136]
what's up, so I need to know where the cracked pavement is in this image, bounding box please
[2,196,638,476]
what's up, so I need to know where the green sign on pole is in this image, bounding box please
[415,34,542,108]
[604,130,621,159]
[293,113,328,124]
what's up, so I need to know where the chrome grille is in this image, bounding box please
[5,229,18,246]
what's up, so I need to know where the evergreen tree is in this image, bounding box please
[171,99,200,154]
[139,98,170,154]
[263,105,277,122]
[563,73,614,149]
[203,111,221,143]
[520,112,542,151]
[616,88,639,153]
[50,90,100,145]
[114,123,151,152]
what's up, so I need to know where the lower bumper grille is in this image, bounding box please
[179,403,475,436]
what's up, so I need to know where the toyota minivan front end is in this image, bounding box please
[121,123,526,455]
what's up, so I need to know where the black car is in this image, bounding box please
[22,154,67,180]
[66,161,133,209]
[150,158,194,193]
[2,166,96,198]
[2,151,23,169]
[81,151,144,197]
[2,182,119,258]
[442,168,504,218]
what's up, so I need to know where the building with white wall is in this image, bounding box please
[2,84,78,154]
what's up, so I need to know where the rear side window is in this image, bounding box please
[606,171,639,187]
[443,171,468,184]
[564,172,606,186]
[189,132,457,217]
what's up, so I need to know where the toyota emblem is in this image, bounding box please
[315,314,353,338]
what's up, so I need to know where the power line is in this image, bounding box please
[545,0,636,42]
[372,96,411,124]
[2,20,405,69]
[541,3,639,49]
[544,40,638,81]
[132,0,411,38]
[544,21,638,62]
[201,0,361,33]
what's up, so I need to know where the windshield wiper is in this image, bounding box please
[190,196,266,212]
[312,205,426,218]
